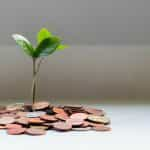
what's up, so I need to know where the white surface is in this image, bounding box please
[0,104,149,150]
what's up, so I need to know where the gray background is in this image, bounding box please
[0,0,150,101]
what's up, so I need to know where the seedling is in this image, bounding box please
[12,28,68,104]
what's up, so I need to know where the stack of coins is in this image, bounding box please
[0,101,111,136]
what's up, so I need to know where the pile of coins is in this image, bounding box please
[0,101,111,135]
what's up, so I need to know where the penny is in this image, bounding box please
[7,127,26,135]
[15,117,29,125]
[55,113,69,121]
[16,111,27,117]
[40,115,57,122]
[52,107,65,114]
[0,116,15,125]
[70,113,88,120]
[30,125,48,130]
[32,101,49,110]
[66,118,84,126]
[72,127,91,131]
[6,103,24,111]
[26,111,46,118]
[92,126,111,131]
[53,122,72,131]
[28,118,45,124]
[87,115,110,124]
[25,128,46,135]
[6,124,22,129]
[84,107,105,116]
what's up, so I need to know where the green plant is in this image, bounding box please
[12,28,68,104]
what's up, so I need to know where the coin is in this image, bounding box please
[6,124,22,129]
[26,111,46,118]
[66,118,84,126]
[87,115,110,124]
[52,107,65,114]
[32,101,49,110]
[92,126,111,131]
[16,111,27,117]
[53,122,72,131]
[30,125,48,130]
[0,125,7,129]
[15,117,29,125]
[84,107,105,116]
[55,113,69,121]
[40,115,57,122]
[0,116,15,125]
[6,103,24,111]
[25,128,46,135]
[72,127,91,131]
[28,118,45,124]
[7,127,26,135]
[70,113,88,120]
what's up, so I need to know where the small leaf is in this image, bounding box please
[12,34,34,57]
[34,37,60,57]
[57,44,69,50]
[37,28,52,44]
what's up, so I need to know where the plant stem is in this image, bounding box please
[32,58,37,104]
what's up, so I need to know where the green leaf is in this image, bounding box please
[34,37,60,57]
[37,28,52,44]
[12,34,34,57]
[57,44,69,50]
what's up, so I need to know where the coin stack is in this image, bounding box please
[0,101,111,135]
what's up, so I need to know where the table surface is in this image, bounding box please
[0,102,149,150]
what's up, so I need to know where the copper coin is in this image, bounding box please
[52,107,65,114]
[70,113,88,120]
[55,113,69,121]
[92,126,111,131]
[25,128,46,135]
[28,118,45,124]
[40,115,57,122]
[87,115,110,124]
[16,111,27,117]
[84,107,105,116]
[6,124,22,129]
[7,128,26,135]
[15,117,29,125]
[82,121,90,127]
[53,122,72,131]
[72,127,92,131]
[32,101,49,110]
[43,123,54,127]
[0,116,15,125]
[66,118,84,126]
[30,125,48,130]
[26,111,46,118]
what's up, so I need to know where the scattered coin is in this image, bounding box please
[40,115,57,122]
[26,111,46,118]
[32,101,49,110]
[87,115,110,124]
[52,107,65,114]
[7,127,26,135]
[6,124,22,129]
[0,125,7,129]
[0,116,15,125]
[55,113,69,121]
[66,118,84,126]
[30,125,48,130]
[53,122,72,131]
[28,118,45,124]
[84,107,105,116]
[72,127,92,131]
[92,126,111,131]
[25,128,46,135]
[70,113,88,120]
[15,117,29,125]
